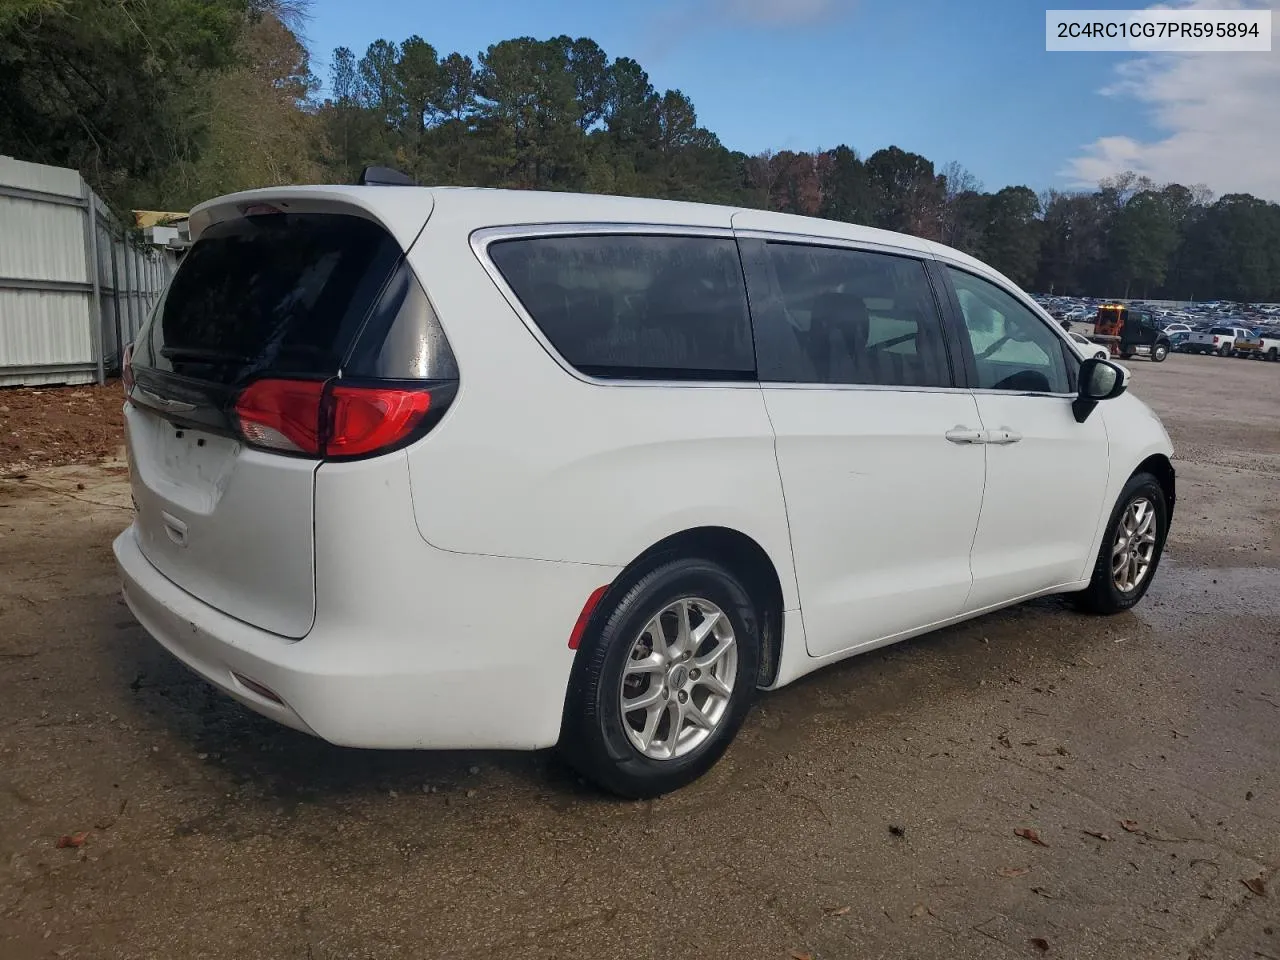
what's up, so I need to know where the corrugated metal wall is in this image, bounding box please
[0,156,177,387]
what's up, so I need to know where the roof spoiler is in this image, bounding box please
[357,165,417,187]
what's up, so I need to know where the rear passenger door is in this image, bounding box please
[739,236,986,659]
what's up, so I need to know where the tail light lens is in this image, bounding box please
[235,379,326,454]
[122,342,135,396]
[234,379,442,459]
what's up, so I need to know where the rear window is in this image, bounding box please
[1210,327,1235,336]
[488,234,755,380]
[134,213,411,385]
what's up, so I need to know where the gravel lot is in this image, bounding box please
[1,353,1277,960]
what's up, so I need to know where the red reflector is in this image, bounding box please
[231,672,285,706]
[568,585,611,650]
[327,385,431,457]
[234,379,325,454]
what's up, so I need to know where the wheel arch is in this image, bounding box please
[566,526,788,700]
[1134,453,1176,521]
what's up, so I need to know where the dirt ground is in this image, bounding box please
[0,382,126,476]
[1,353,1278,960]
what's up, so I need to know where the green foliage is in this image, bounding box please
[4,11,1278,301]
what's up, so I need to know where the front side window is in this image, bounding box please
[488,234,754,381]
[947,268,1070,394]
[754,242,951,387]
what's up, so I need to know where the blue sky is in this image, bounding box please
[303,0,1280,200]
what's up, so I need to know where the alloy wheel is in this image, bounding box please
[619,597,738,760]
[1112,497,1158,592]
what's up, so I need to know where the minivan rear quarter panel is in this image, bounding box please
[400,208,800,610]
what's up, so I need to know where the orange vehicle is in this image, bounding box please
[1089,304,1171,362]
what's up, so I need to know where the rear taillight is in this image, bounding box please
[235,379,326,454]
[233,379,440,459]
[122,342,135,396]
[326,384,432,457]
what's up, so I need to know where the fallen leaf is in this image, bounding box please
[1242,877,1267,897]
[997,866,1031,878]
[1119,819,1142,833]
[1015,827,1049,847]
[997,733,1012,749]
[1031,886,1055,899]
[822,905,851,917]
[910,904,927,918]
[1028,937,1050,952]
[1082,830,1114,842]
[790,952,813,960]
[55,831,88,849]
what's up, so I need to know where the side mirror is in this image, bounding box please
[1073,357,1126,423]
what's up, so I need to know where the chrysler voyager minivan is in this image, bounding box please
[115,183,1175,797]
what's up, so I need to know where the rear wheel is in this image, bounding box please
[1218,344,1232,357]
[1075,473,1168,615]
[560,557,761,798]
[1269,347,1279,362]
[1152,343,1169,362]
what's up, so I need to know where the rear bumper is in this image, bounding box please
[114,524,619,750]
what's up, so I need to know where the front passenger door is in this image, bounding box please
[944,267,1111,611]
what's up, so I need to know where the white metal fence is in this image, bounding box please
[0,156,177,387]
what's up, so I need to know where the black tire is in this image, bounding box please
[1219,344,1232,357]
[1152,343,1169,362]
[1074,472,1169,615]
[560,557,761,798]
[1269,348,1279,362]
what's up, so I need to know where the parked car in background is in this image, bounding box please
[1069,330,1110,360]
[1185,325,1254,356]
[1251,329,1280,361]
[1162,323,1192,338]
[114,182,1178,797]
[1232,329,1266,358]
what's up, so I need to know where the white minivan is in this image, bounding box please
[115,183,1175,797]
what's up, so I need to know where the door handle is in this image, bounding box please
[987,428,1023,445]
[945,427,987,445]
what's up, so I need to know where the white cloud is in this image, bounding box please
[1062,0,1280,200]
[715,0,857,25]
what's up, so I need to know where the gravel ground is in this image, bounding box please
[0,353,1277,960]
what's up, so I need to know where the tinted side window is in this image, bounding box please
[947,268,1070,394]
[754,242,951,387]
[488,235,754,380]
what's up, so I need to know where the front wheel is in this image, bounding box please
[560,557,761,798]
[1152,343,1169,362]
[1075,473,1169,615]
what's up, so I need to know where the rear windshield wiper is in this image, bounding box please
[160,347,253,364]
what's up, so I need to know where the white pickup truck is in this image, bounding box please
[1184,325,1253,357]
[1234,329,1280,361]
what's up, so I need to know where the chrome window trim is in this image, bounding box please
[758,381,1075,400]
[469,223,1082,400]
[732,227,929,261]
